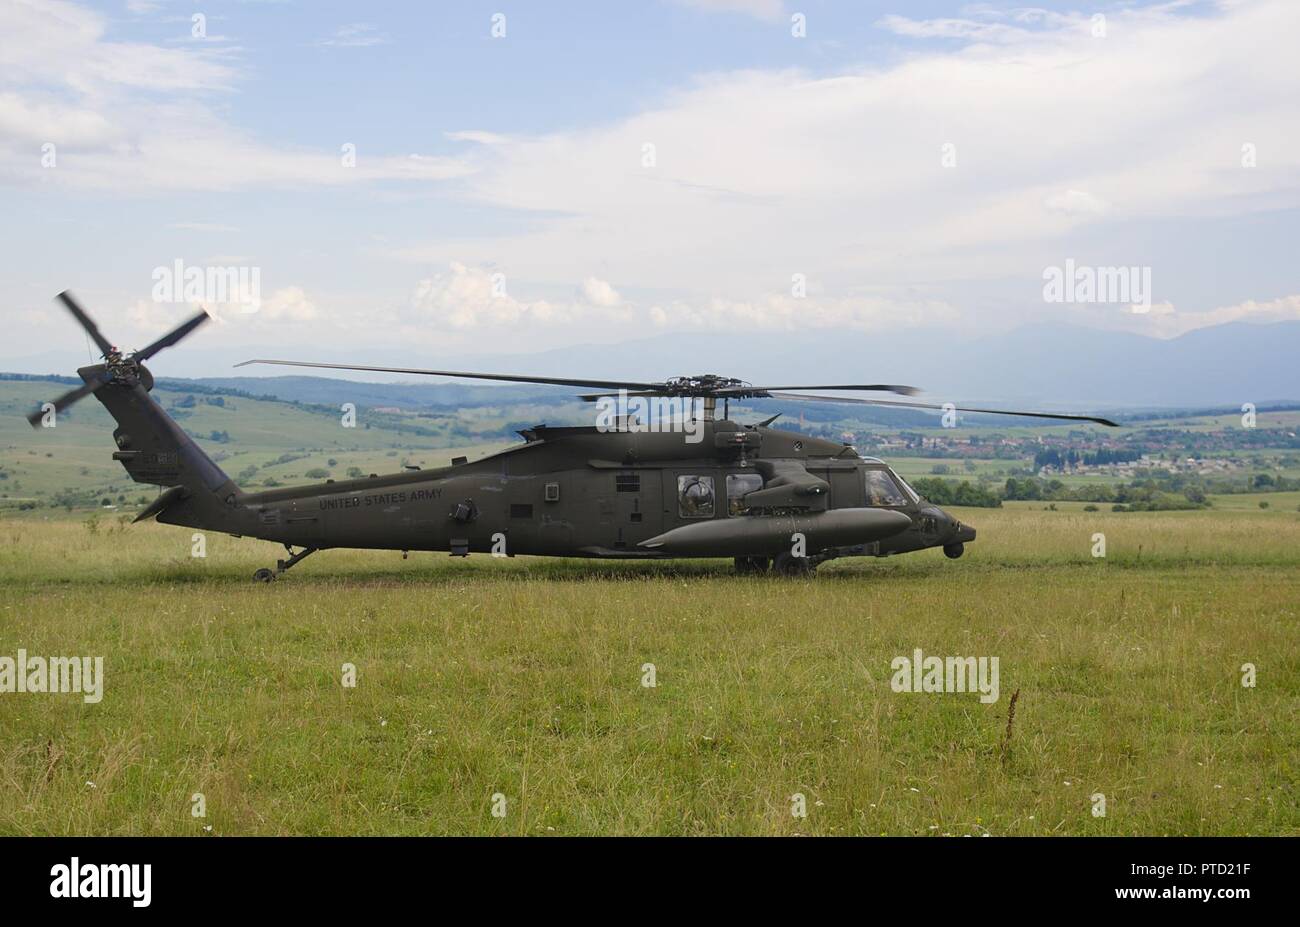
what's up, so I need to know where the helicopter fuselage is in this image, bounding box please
[162,417,975,568]
[36,290,1119,581]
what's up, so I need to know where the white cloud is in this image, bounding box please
[255,286,318,322]
[0,91,116,145]
[318,23,390,48]
[1133,293,1300,337]
[401,263,953,339]
[0,1,238,92]
[445,130,511,146]
[1044,190,1110,217]
[1056,292,1300,338]
[125,297,187,334]
[644,293,958,332]
[7,0,1300,358]
[875,9,1082,43]
[393,0,1299,337]
[580,276,622,308]
[410,263,578,330]
[0,1,471,191]
[671,0,785,23]
[122,285,316,343]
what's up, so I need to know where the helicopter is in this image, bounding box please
[29,292,1118,580]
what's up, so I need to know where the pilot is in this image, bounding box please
[865,472,895,506]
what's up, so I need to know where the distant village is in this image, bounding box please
[846,423,1299,478]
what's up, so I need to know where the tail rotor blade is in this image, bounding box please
[26,375,105,428]
[56,291,114,357]
[132,309,211,361]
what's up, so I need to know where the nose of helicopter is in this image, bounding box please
[925,506,976,544]
[931,508,976,559]
[950,517,976,543]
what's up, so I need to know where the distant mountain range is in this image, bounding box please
[443,320,1295,408]
[6,320,1297,410]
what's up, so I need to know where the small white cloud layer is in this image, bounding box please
[0,2,470,191]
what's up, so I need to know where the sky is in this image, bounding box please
[2,0,1299,379]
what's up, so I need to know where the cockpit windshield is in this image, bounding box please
[890,469,920,503]
[863,468,916,506]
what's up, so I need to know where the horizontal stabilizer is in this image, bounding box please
[133,485,189,523]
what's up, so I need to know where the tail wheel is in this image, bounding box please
[253,568,276,583]
[773,551,816,577]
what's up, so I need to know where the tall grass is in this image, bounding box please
[0,508,1296,835]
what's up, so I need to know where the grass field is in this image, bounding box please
[1,507,1295,836]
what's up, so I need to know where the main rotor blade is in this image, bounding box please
[578,384,920,402]
[577,390,669,402]
[56,291,114,357]
[718,383,920,397]
[26,375,106,428]
[765,392,1119,427]
[234,359,667,392]
[132,309,211,361]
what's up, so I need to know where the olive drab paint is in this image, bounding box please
[31,292,1120,580]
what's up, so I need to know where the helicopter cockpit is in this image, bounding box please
[862,465,919,507]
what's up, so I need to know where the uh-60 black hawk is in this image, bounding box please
[31,292,1118,580]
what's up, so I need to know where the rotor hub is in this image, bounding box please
[662,374,749,396]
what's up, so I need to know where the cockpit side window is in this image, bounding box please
[677,475,715,517]
[863,469,908,506]
[725,473,763,515]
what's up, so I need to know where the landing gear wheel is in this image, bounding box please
[734,556,770,575]
[252,546,319,582]
[773,551,816,577]
[943,542,965,560]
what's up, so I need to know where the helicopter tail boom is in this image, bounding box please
[91,367,245,531]
[31,292,242,533]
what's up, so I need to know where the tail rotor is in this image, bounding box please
[27,290,210,428]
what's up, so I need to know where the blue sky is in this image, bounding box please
[3,0,1299,378]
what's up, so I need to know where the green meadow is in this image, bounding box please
[1,506,1295,835]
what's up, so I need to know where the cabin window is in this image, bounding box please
[863,469,908,507]
[725,473,763,515]
[677,475,715,518]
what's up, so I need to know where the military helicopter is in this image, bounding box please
[30,292,1117,579]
